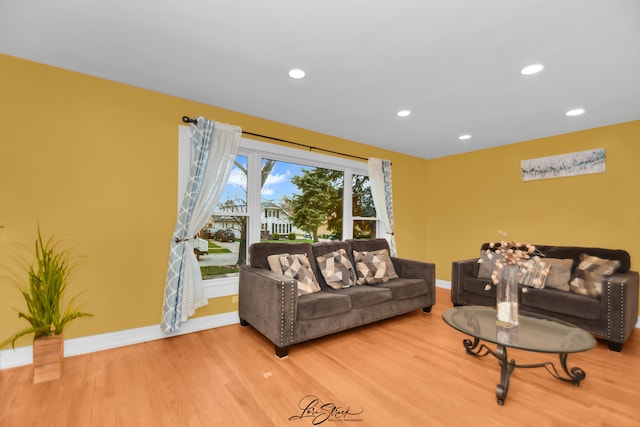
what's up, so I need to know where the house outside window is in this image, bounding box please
[261,201,300,238]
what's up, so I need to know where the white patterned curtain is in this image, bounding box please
[161,118,241,334]
[368,158,397,256]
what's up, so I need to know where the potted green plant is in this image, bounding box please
[0,228,92,383]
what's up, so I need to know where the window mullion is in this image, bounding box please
[343,169,353,240]
[247,151,262,249]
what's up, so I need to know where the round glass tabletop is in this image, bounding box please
[442,306,596,353]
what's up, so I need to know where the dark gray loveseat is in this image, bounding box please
[452,243,639,351]
[239,238,435,357]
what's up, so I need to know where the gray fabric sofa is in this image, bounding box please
[239,238,436,357]
[452,243,639,351]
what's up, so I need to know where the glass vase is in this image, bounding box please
[496,264,519,328]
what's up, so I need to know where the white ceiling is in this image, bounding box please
[1,0,639,159]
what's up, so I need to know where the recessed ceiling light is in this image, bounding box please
[566,108,585,117]
[288,69,306,79]
[521,64,544,75]
[458,134,472,140]
[397,110,411,117]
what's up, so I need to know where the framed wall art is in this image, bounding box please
[521,148,606,181]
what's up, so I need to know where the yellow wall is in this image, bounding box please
[1,54,638,350]
[0,54,429,349]
[425,121,640,281]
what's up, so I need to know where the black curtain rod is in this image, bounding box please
[181,116,367,162]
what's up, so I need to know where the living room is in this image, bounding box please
[1,2,639,426]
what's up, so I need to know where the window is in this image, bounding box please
[179,127,378,298]
[261,158,345,242]
[352,174,377,239]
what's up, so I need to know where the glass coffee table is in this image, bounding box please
[442,306,595,405]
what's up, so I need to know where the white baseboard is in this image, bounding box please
[436,279,451,290]
[0,311,239,370]
[3,281,638,369]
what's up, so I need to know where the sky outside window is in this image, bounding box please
[220,158,310,206]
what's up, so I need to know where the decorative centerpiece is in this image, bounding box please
[481,232,540,328]
[495,263,520,327]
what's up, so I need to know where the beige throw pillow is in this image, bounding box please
[543,258,573,291]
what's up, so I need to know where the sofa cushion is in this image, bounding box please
[462,277,496,297]
[353,249,398,285]
[327,286,393,308]
[374,277,429,300]
[543,258,573,291]
[315,248,357,289]
[250,242,314,269]
[569,254,621,297]
[480,244,631,274]
[296,292,352,320]
[521,288,601,320]
[347,238,392,254]
[279,254,321,296]
[544,246,631,274]
[478,250,500,280]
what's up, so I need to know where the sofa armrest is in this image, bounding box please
[451,258,481,305]
[391,256,436,308]
[391,256,436,283]
[238,265,298,351]
[602,271,639,346]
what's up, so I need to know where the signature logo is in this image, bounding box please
[289,395,364,424]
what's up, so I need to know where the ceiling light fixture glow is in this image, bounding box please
[397,110,411,117]
[288,69,306,79]
[458,134,471,140]
[565,108,585,117]
[521,63,544,75]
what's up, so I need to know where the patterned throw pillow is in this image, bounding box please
[378,249,399,280]
[569,254,621,297]
[518,259,550,289]
[279,254,321,296]
[353,249,398,285]
[315,248,357,289]
[517,259,534,285]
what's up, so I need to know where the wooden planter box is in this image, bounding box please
[33,335,64,384]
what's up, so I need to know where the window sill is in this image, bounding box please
[203,276,239,299]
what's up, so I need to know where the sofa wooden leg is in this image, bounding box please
[422,306,432,313]
[275,345,289,358]
[605,340,622,352]
[239,318,250,327]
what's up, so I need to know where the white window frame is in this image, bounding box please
[178,126,379,298]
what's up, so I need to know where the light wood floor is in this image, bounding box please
[1,287,639,427]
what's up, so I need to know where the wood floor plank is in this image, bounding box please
[1,287,639,426]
